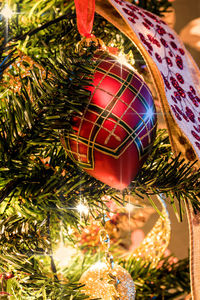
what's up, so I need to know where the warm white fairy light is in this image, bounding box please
[125,202,135,213]
[54,223,77,268]
[67,226,73,235]
[1,4,13,19]
[76,202,89,216]
[54,242,76,267]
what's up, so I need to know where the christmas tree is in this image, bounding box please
[0,0,199,299]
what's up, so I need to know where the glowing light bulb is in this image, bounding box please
[125,203,135,212]
[67,226,73,235]
[54,243,76,267]
[1,4,13,19]
[76,202,89,216]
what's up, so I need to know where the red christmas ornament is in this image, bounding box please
[0,273,14,280]
[63,51,157,189]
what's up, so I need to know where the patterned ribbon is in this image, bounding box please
[185,200,200,299]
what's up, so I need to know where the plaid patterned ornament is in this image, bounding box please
[62,51,157,189]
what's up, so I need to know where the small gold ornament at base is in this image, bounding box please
[80,261,136,300]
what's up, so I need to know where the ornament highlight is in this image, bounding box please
[80,261,136,300]
[63,51,157,189]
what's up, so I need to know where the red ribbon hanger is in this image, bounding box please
[74,0,95,37]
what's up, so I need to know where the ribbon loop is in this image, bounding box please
[74,0,95,37]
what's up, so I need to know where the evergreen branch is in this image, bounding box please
[0,179,19,204]
[13,12,73,42]
[0,215,87,298]
[120,256,190,299]
[0,215,49,256]
[130,130,200,213]
[0,20,18,79]
[46,212,59,282]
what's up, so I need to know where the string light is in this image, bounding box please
[125,202,135,213]
[67,226,73,235]
[76,201,89,216]
[54,223,76,268]
[54,242,76,267]
[1,4,13,19]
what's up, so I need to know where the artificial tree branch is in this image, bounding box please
[46,212,59,282]
[13,13,73,43]
[0,179,19,204]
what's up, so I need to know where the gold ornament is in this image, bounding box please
[80,229,136,299]
[80,261,136,300]
[3,50,46,94]
[131,195,171,266]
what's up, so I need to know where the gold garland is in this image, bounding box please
[130,194,171,267]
